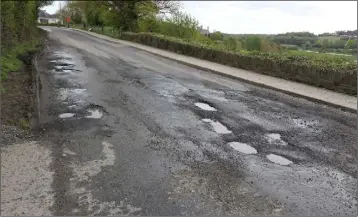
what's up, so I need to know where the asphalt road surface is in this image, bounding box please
[2,26,356,216]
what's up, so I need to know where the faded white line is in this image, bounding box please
[72,141,115,182]
[69,141,142,215]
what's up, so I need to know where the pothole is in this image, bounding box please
[85,109,103,119]
[63,147,77,155]
[194,102,217,111]
[228,142,257,154]
[291,118,319,129]
[265,133,287,146]
[202,119,232,134]
[58,88,87,102]
[59,113,75,119]
[266,154,293,166]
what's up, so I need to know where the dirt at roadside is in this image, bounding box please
[1,51,40,146]
[1,54,34,122]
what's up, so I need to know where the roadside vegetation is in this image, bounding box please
[1,1,51,81]
[57,1,356,95]
[1,0,52,128]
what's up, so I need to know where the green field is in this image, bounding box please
[318,36,343,42]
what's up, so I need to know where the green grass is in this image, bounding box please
[289,49,357,61]
[18,118,30,130]
[1,38,41,81]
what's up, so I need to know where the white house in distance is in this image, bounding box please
[37,10,62,24]
[198,25,210,36]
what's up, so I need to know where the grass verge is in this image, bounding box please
[1,38,42,81]
[1,32,44,130]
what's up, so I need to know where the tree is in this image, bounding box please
[223,37,241,51]
[154,1,180,14]
[35,0,53,14]
[210,31,223,41]
[160,11,200,39]
[93,0,180,31]
[322,39,330,48]
[63,1,88,24]
[244,36,261,51]
[301,41,312,50]
[1,0,51,50]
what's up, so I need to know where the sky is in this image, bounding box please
[42,1,357,35]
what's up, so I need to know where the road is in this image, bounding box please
[1,26,357,216]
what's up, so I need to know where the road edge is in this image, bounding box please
[70,28,357,114]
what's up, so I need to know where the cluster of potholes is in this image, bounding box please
[194,102,293,166]
[58,106,104,120]
[50,51,106,121]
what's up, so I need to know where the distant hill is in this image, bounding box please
[222,30,357,51]
[224,30,357,38]
[335,30,357,37]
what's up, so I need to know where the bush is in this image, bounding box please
[119,32,357,95]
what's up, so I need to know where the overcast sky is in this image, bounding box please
[43,1,357,34]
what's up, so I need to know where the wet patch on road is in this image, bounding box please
[228,142,258,154]
[63,147,77,156]
[265,133,288,146]
[85,109,103,119]
[266,154,293,166]
[202,119,232,134]
[59,113,75,119]
[194,102,217,111]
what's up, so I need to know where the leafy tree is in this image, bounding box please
[1,1,51,50]
[301,41,312,50]
[95,1,180,31]
[210,31,223,41]
[223,37,241,51]
[159,11,200,39]
[244,36,261,51]
[322,39,330,48]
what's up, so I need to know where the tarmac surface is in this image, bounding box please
[1,26,356,216]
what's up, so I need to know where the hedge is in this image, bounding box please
[119,32,357,95]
